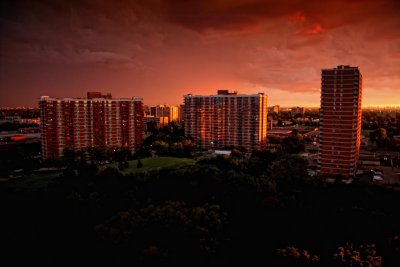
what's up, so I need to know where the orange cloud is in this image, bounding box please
[299,24,325,35]
[288,11,306,22]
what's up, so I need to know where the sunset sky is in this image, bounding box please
[1,0,399,107]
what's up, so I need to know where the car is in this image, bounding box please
[373,174,384,182]
[370,169,384,176]
[371,168,384,174]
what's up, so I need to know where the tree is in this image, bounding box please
[94,201,227,258]
[86,146,104,163]
[76,162,98,177]
[369,131,376,143]
[169,142,184,157]
[152,140,169,155]
[266,154,309,193]
[230,148,244,159]
[374,128,390,148]
[333,243,382,267]
[137,158,143,168]
[146,121,159,134]
[62,147,77,168]
[108,146,132,170]
[182,139,196,156]
[282,129,305,153]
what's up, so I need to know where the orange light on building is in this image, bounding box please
[10,135,27,141]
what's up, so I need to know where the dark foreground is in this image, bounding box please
[1,154,400,266]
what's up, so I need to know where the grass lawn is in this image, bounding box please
[105,157,196,175]
[1,157,196,192]
[1,172,61,192]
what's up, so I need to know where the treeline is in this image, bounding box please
[369,128,400,151]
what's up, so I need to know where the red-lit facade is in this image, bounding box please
[39,95,143,159]
[184,91,268,151]
[318,65,363,176]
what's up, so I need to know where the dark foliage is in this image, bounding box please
[1,152,400,266]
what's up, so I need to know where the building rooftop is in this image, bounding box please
[322,65,359,70]
[185,90,266,97]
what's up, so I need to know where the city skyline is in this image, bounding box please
[1,0,400,107]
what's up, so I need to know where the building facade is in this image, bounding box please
[318,65,363,176]
[39,93,143,159]
[184,90,268,151]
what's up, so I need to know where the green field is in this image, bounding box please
[1,157,196,192]
[105,157,196,175]
[1,172,61,192]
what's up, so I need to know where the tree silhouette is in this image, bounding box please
[137,158,143,168]
[282,129,305,153]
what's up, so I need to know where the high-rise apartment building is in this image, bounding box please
[184,90,268,151]
[179,104,185,122]
[318,65,363,176]
[39,93,143,159]
[169,106,179,122]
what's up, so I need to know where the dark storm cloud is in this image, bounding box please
[0,0,157,67]
[2,0,398,50]
[160,0,399,33]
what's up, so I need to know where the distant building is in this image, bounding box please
[39,93,143,159]
[268,105,280,114]
[159,116,169,127]
[318,65,363,176]
[169,106,179,122]
[179,104,185,122]
[267,119,273,130]
[87,91,112,99]
[143,105,150,116]
[291,106,305,116]
[184,90,268,151]
[149,104,180,123]
[150,105,167,118]
[144,115,158,129]
[0,116,40,125]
